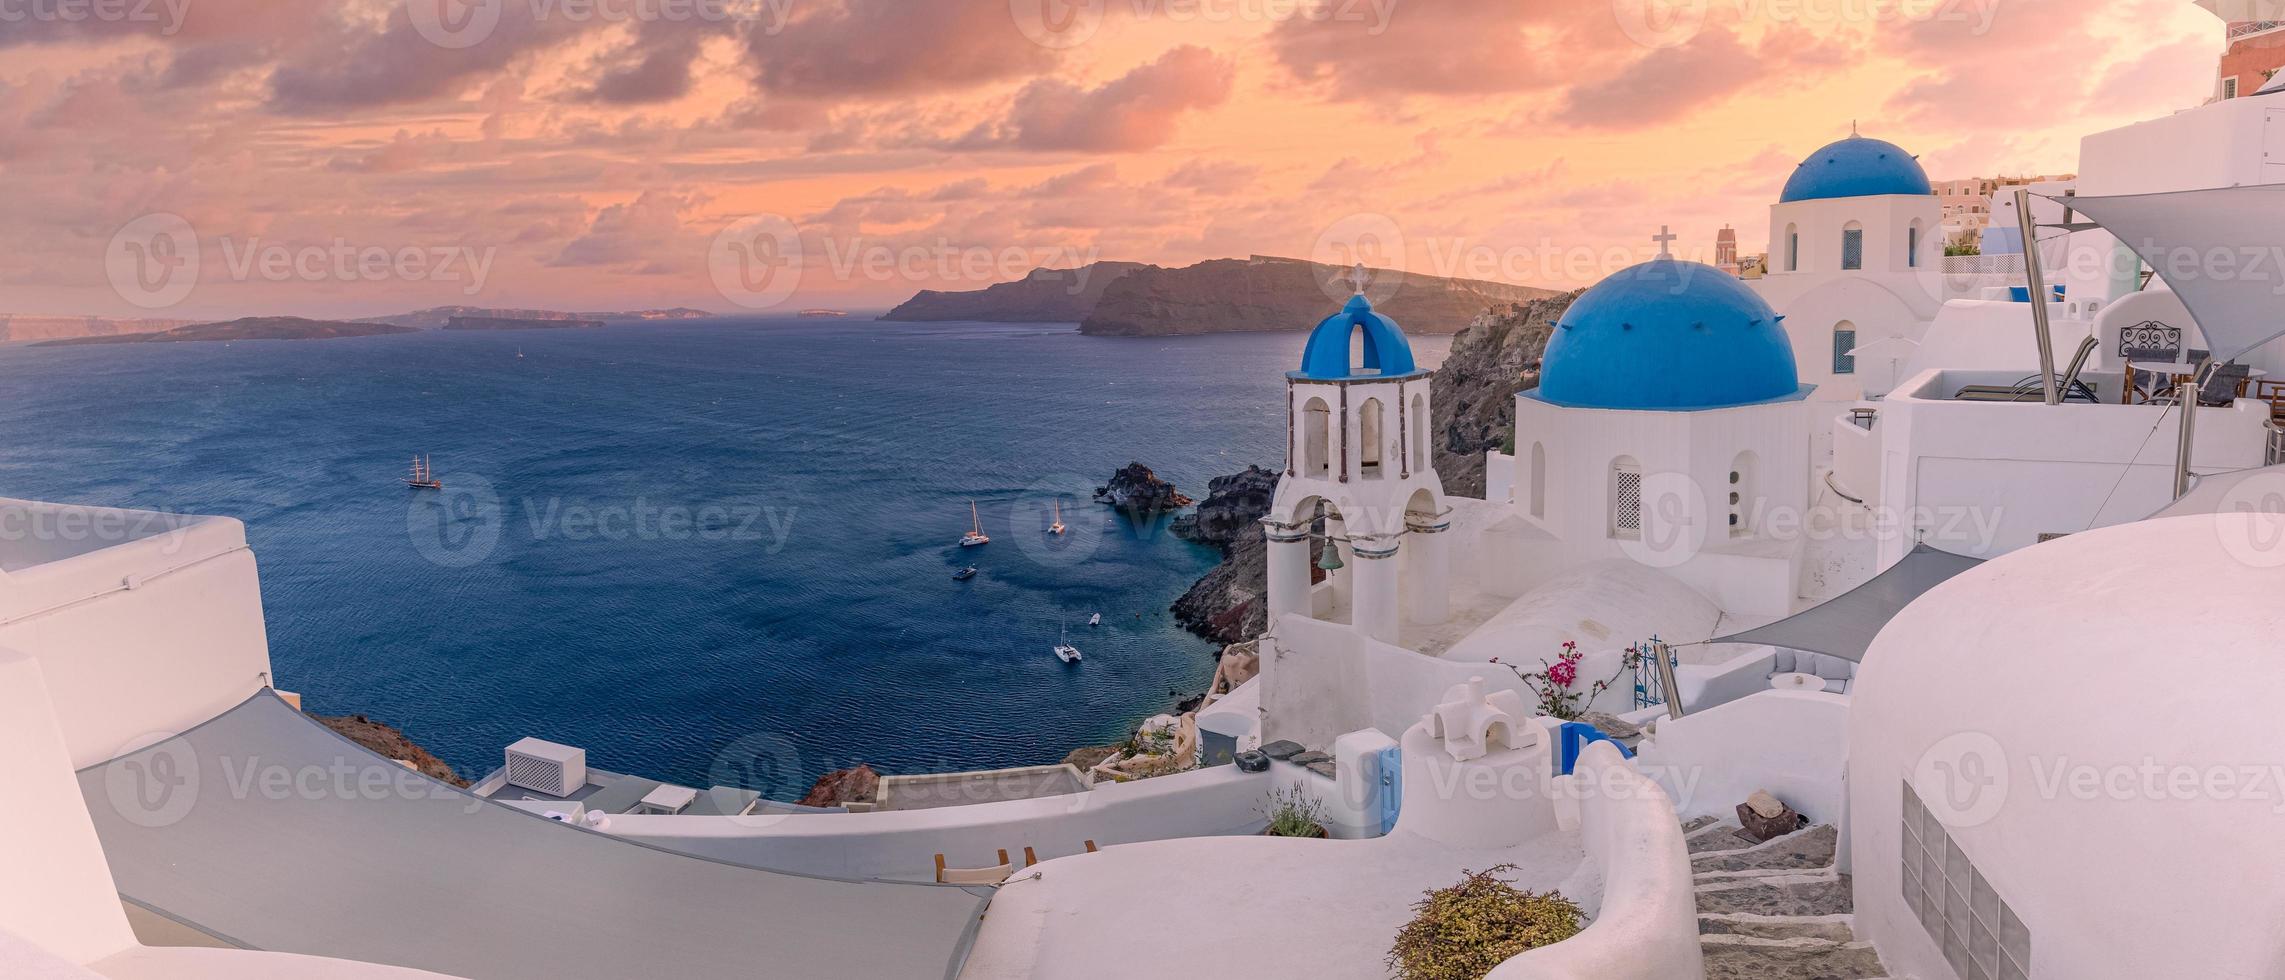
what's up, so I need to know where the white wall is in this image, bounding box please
[1637,689,1852,825]
[2078,95,2285,196]
[610,762,1274,881]
[0,651,138,966]
[0,502,271,768]
[1487,742,1704,980]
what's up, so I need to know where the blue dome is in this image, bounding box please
[1293,294,1421,381]
[1780,135,1932,203]
[1534,259,1805,411]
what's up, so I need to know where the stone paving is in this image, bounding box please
[1687,821,1891,980]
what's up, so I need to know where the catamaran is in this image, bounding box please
[1049,500,1067,535]
[403,455,442,490]
[1054,621,1082,664]
[960,500,990,547]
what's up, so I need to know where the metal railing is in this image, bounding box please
[2229,20,2284,40]
[2269,421,2285,466]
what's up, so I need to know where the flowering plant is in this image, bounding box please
[1491,641,1638,721]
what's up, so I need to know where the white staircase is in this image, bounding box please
[1682,817,1891,980]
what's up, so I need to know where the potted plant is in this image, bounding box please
[1491,641,1639,721]
[1259,784,1330,838]
[1387,866,1584,980]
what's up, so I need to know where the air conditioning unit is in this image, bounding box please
[504,738,586,797]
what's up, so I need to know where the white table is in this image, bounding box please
[1770,671,1826,692]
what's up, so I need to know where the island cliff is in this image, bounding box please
[35,317,419,346]
[880,262,1147,322]
[1081,256,1553,337]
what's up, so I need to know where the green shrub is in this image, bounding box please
[1259,784,1327,837]
[1387,866,1585,980]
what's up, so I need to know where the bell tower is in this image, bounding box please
[1265,275,1450,644]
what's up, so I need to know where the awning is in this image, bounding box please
[77,693,990,980]
[2053,185,2285,365]
[2196,0,2285,20]
[1705,544,1985,663]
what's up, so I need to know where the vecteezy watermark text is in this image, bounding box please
[0,0,190,35]
[519,496,795,549]
[1010,0,1400,49]
[105,213,498,309]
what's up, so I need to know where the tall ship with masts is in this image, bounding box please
[403,455,442,490]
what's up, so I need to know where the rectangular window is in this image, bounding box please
[1908,226,1920,268]
[1611,465,1643,540]
[1834,328,1858,375]
[2224,76,2240,100]
[1842,228,1865,270]
[1903,783,2031,980]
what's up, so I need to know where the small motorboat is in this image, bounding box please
[960,500,990,547]
[1088,613,1102,627]
[953,566,978,581]
[1054,622,1082,664]
[1049,500,1067,535]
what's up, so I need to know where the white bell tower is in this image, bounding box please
[1265,273,1449,645]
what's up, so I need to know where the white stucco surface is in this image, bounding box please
[1850,512,2285,980]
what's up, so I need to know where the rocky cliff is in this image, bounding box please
[37,317,419,346]
[880,262,1147,322]
[443,315,605,331]
[1429,292,1579,498]
[1169,465,1301,645]
[1081,256,1554,337]
[313,713,469,787]
[0,315,190,343]
[361,306,708,329]
[798,764,879,808]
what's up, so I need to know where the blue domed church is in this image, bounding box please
[1749,130,1946,401]
[1508,254,1816,617]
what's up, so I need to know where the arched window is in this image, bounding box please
[1728,451,1758,539]
[1785,224,1800,272]
[1529,442,1547,519]
[1301,398,1331,478]
[1907,220,1923,269]
[1841,221,1865,271]
[1833,321,1857,375]
[1359,398,1386,479]
[1609,456,1643,541]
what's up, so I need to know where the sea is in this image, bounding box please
[0,317,1447,798]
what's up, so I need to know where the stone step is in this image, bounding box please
[1697,913,1856,943]
[1692,824,1838,875]
[1700,935,1887,980]
[1681,814,1723,834]
[1686,821,1762,855]
[1695,873,1854,917]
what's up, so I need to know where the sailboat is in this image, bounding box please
[959,500,990,547]
[1054,620,1082,664]
[403,455,442,490]
[1049,500,1067,535]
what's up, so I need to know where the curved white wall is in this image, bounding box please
[1638,688,1851,825]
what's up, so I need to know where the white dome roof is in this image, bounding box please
[1850,512,2285,979]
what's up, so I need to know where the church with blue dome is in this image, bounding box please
[1535,257,1808,411]
[1780,134,1933,203]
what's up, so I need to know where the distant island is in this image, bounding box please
[34,317,419,346]
[442,315,605,332]
[358,306,711,330]
[881,261,1149,323]
[883,255,1554,336]
[0,315,191,343]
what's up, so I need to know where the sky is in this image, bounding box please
[0,0,2228,320]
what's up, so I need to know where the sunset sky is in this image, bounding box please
[0,0,2229,319]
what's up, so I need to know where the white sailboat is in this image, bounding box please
[960,500,990,547]
[1054,621,1082,664]
[1088,613,1101,627]
[1049,500,1067,535]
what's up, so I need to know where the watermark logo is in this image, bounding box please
[1914,731,2009,829]
[1612,0,1705,48]
[408,0,502,48]
[1310,212,1407,307]
[709,213,804,310]
[101,735,201,829]
[1009,0,1105,48]
[0,0,193,35]
[1009,474,1110,568]
[106,213,200,310]
[2216,476,2285,570]
[407,473,504,568]
[1617,471,1705,570]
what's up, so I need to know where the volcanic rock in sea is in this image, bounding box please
[1169,465,1280,549]
[798,764,880,808]
[1095,462,1194,517]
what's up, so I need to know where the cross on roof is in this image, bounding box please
[1652,226,1678,258]
[1346,262,1370,295]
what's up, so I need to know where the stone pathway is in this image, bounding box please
[1683,819,1891,980]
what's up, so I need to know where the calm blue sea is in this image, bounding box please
[0,317,1445,797]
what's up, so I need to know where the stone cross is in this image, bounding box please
[1347,262,1371,296]
[1652,226,1677,258]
